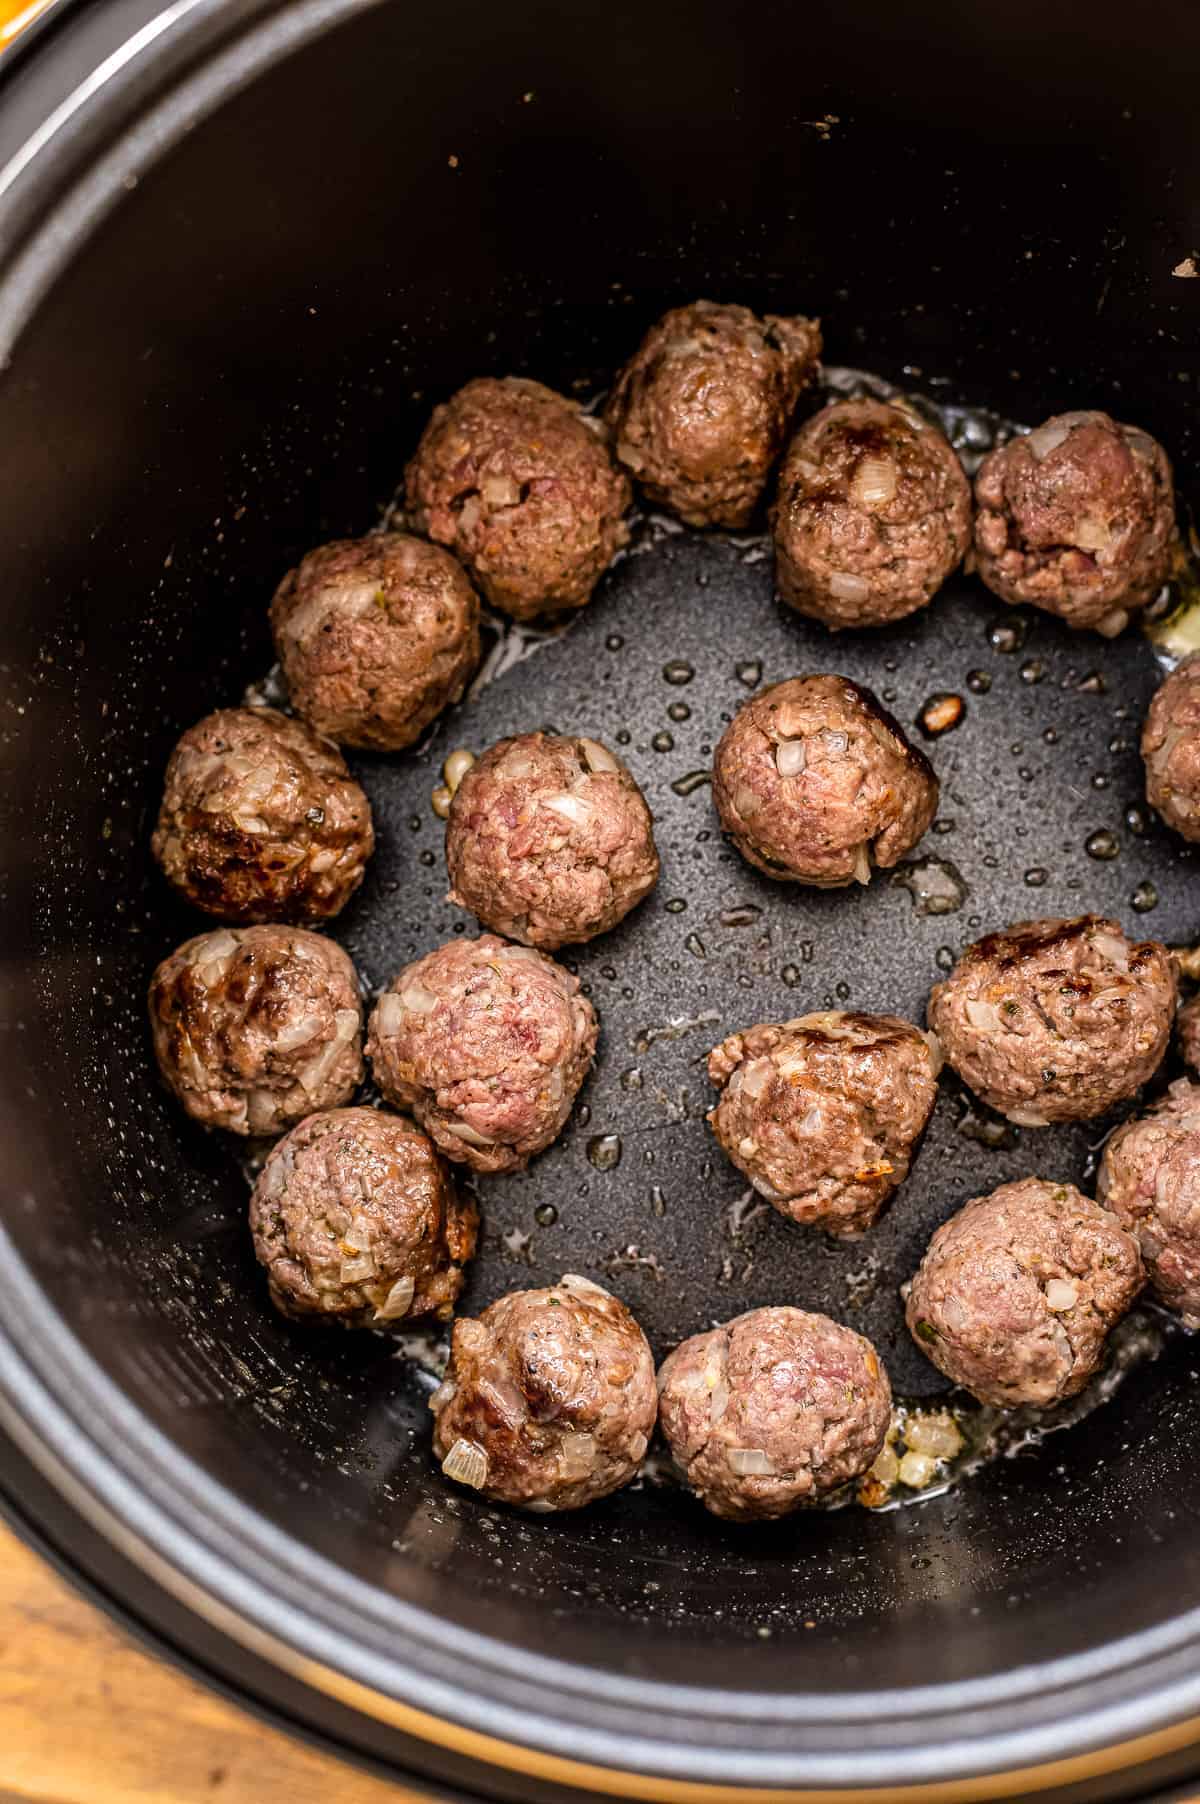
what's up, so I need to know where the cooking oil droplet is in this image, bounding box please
[663,660,694,686]
[781,963,802,987]
[719,904,762,928]
[667,701,691,722]
[836,981,850,1000]
[1024,867,1048,887]
[664,897,686,913]
[736,659,762,687]
[966,669,992,694]
[616,728,631,745]
[1131,880,1159,912]
[1125,804,1150,836]
[606,633,624,651]
[1077,671,1106,694]
[620,1067,643,1091]
[587,1133,623,1172]
[408,814,422,832]
[935,945,956,972]
[671,769,712,797]
[1043,727,1059,745]
[650,1185,666,1218]
[1019,658,1046,684]
[917,693,965,737]
[684,932,707,958]
[651,731,674,752]
[1092,772,1110,789]
[988,618,1026,653]
[1086,829,1120,861]
[891,857,968,916]
[932,818,955,836]
[534,1203,558,1226]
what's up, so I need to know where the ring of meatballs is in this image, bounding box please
[367,935,597,1174]
[404,377,630,620]
[906,1178,1144,1408]
[604,300,822,528]
[445,732,659,948]
[249,1107,478,1328]
[151,707,374,923]
[1098,1080,1200,1327]
[713,674,939,886]
[772,398,971,628]
[430,1274,657,1512]
[270,533,481,751]
[657,1307,892,1521]
[707,1012,940,1236]
[973,410,1178,634]
[148,925,364,1136]
[1143,654,1200,841]
[928,915,1175,1126]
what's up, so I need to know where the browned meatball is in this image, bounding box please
[772,398,971,628]
[445,732,659,948]
[249,1107,478,1327]
[151,707,373,923]
[366,935,597,1174]
[404,378,630,621]
[712,674,938,885]
[1179,995,1200,1072]
[906,1178,1144,1407]
[1098,1080,1200,1327]
[974,411,1178,634]
[604,300,821,528]
[270,533,481,751]
[148,926,363,1135]
[657,1307,891,1521]
[928,916,1175,1126]
[1143,654,1200,841]
[430,1274,656,1511]
[707,1012,940,1236]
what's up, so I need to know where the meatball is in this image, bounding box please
[270,533,481,751]
[249,1107,478,1327]
[657,1307,891,1521]
[367,934,597,1174]
[1098,1080,1200,1326]
[906,1178,1144,1407]
[1143,654,1200,841]
[928,915,1175,1126]
[974,411,1178,634]
[772,398,971,628]
[148,926,363,1135]
[430,1274,656,1511]
[445,732,659,948]
[1179,995,1200,1072]
[603,300,821,529]
[405,378,630,620]
[707,1012,940,1236]
[712,674,938,885]
[151,707,373,923]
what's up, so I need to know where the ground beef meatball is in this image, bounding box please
[445,732,659,948]
[906,1178,1144,1407]
[1098,1080,1200,1327]
[772,398,971,628]
[151,707,373,923]
[148,926,363,1135]
[405,378,630,620]
[1179,996,1200,1072]
[712,674,938,885]
[270,533,481,751]
[603,300,821,529]
[657,1307,891,1521]
[974,411,1178,634]
[707,1012,940,1236]
[367,934,596,1174]
[1143,654,1200,841]
[430,1273,656,1511]
[249,1107,477,1327]
[928,916,1175,1125]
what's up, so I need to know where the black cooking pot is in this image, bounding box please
[3,1,1200,1797]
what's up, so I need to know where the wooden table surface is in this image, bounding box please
[0,1521,427,1804]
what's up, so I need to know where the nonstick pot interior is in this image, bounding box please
[2,0,1200,1796]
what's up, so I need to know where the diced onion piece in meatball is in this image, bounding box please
[906,1178,1143,1407]
[430,1274,656,1511]
[445,731,659,948]
[1143,653,1200,842]
[1099,1079,1200,1326]
[657,1307,891,1521]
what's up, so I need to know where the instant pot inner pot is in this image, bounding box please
[3,0,1200,1733]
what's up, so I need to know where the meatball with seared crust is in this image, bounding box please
[1143,654,1200,842]
[445,732,659,948]
[405,378,630,620]
[148,926,363,1136]
[707,1012,940,1236]
[604,300,821,528]
[1178,996,1200,1073]
[906,1178,1144,1407]
[270,533,481,751]
[151,707,373,923]
[1098,1080,1200,1327]
[657,1307,891,1521]
[249,1107,478,1328]
[928,916,1175,1126]
[367,935,597,1174]
[713,674,938,886]
[974,411,1178,634]
[431,1273,656,1512]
